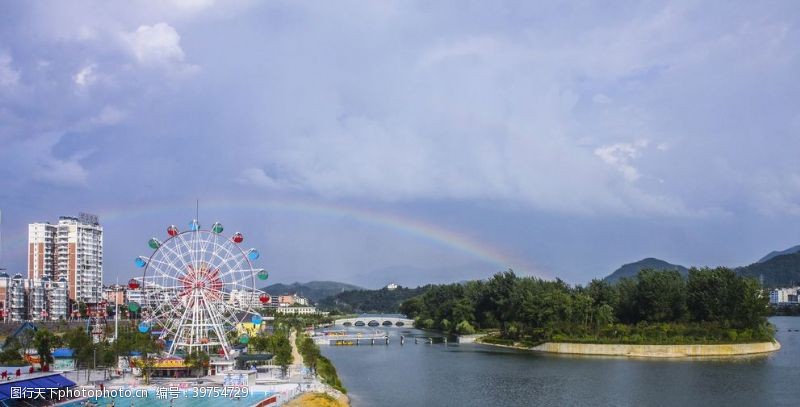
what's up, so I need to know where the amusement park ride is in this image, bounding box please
[129,219,270,360]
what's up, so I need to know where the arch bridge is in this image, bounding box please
[333,316,414,328]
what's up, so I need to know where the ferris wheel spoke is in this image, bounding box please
[176,232,199,276]
[199,289,235,354]
[145,256,187,287]
[144,260,192,286]
[154,238,192,276]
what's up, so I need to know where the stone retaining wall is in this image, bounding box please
[531,341,781,357]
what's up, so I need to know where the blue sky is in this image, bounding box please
[1,1,799,288]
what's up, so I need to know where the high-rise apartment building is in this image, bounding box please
[56,214,103,304]
[27,213,103,314]
[28,223,57,279]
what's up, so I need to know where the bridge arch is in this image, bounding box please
[332,316,415,327]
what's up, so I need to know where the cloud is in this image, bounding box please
[237,168,284,189]
[594,141,649,182]
[0,52,20,87]
[73,64,97,87]
[124,23,193,70]
[89,106,127,126]
[33,157,90,188]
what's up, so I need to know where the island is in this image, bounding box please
[400,267,780,357]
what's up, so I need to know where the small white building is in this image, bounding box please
[274,306,319,315]
[386,283,399,291]
[770,287,800,305]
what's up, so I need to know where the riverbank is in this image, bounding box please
[478,338,781,357]
[284,392,349,407]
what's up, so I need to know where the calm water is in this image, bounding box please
[321,317,800,407]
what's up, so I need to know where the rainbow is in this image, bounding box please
[4,197,546,279]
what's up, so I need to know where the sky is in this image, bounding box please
[1,1,799,288]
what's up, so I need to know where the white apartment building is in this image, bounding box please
[274,306,319,315]
[56,215,103,304]
[770,287,800,305]
[0,273,68,321]
[27,213,103,317]
[228,289,266,309]
[28,223,57,280]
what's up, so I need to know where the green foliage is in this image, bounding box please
[33,329,56,368]
[184,350,210,378]
[296,334,320,373]
[455,320,476,335]
[634,269,687,322]
[0,346,25,365]
[401,267,772,344]
[316,355,345,393]
[254,331,293,377]
[296,331,345,393]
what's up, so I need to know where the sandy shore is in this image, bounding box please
[283,392,349,407]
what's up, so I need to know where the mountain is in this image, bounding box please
[738,252,800,287]
[604,258,688,283]
[317,286,430,314]
[261,281,364,303]
[757,245,800,263]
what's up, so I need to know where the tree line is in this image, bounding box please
[400,267,773,345]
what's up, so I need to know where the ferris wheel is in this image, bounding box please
[131,219,271,359]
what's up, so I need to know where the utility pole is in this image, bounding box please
[114,277,119,342]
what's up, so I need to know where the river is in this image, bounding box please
[320,317,800,406]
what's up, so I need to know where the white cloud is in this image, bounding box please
[166,0,216,12]
[418,37,501,68]
[237,168,284,189]
[124,23,187,66]
[90,106,126,126]
[594,140,649,182]
[34,157,89,188]
[0,52,20,87]
[73,64,97,87]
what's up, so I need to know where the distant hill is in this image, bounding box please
[757,245,800,263]
[738,252,800,287]
[317,286,430,314]
[261,281,364,303]
[604,258,688,283]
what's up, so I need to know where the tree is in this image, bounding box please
[78,302,88,318]
[455,320,476,335]
[265,332,293,378]
[63,327,94,383]
[296,334,320,374]
[33,329,56,370]
[635,269,687,322]
[0,344,25,365]
[184,350,210,378]
[595,304,615,332]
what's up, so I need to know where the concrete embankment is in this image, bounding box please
[528,341,781,357]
